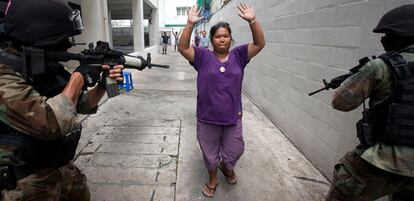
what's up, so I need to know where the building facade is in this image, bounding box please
[68,0,159,55]
[158,0,195,45]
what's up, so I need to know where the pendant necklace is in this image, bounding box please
[219,54,229,73]
[220,66,226,73]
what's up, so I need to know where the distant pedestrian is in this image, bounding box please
[194,31,200,47]
[178,3,265,198]
[200,30,209,48]
[173,29,182,52]
[161,32,170,54]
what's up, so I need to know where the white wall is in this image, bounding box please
[65,0,109,68]
[67,0,109,55]
[145,0,158,8]
[205,0,414,180]
[159,0,195,27]
[70,0,81,5]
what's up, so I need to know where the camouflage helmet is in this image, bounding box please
[3,0,84,48]
[373,4,414,37]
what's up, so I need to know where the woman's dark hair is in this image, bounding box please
[209,22,233,43]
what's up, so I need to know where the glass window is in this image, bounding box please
[176,7,190,16]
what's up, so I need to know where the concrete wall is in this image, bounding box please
[145,0,158,8]
[205,0,413,180]
[64,0,110,68]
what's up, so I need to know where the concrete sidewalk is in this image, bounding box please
[75,50,330,201]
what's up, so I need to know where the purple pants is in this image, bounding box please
[196,119,245,171]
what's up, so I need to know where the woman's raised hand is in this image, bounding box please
[187,5,203,24]
[237,3,256,23]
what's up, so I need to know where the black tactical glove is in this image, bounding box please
[74,65,102,88]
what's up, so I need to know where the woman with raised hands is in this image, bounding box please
[178,3,265,198]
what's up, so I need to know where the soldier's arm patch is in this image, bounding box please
[46,94,78,136]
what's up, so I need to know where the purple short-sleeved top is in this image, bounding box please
[191,44,250,125]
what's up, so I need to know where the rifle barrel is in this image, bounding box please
[308,87,328,96]
[149,64,170,68]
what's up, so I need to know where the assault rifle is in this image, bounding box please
[308,57,372,96]
[45,41,170,98]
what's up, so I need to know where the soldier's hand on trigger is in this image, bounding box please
[74,64,102,87]
[103,64,124,82]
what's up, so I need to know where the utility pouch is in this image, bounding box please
[9,128,81,169]
[356,110,374,148]
[57,128,81,166]
[356,119,374,147]
[0,166,16,191]
[28,128,81,168]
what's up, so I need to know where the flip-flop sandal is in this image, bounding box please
[218,164,238,184]
[202,183,219,198]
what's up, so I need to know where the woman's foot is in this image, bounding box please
[219,162,238,184]
[202,182,219,198]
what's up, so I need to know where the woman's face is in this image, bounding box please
[212,27,231,53]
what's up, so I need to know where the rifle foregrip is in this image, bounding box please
[103,71,120,98]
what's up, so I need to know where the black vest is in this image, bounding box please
[370,50,414,146]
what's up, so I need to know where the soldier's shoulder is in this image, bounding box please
[360,58,389,73]
[401,51,414,62]
[364,57,395,81]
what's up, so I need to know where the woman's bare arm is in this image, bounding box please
[177,5,203,63]
[237,3,265,59]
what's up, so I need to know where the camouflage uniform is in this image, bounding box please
[2,162,89,201]
[326,46,414,201]
[0,57,95,200]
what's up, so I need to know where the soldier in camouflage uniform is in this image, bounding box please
[325,4,414,201]
[0,0,124,200]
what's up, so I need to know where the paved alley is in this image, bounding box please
[75,49,330,201]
